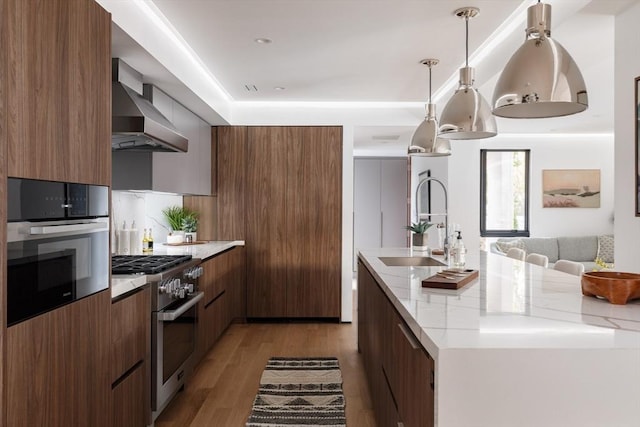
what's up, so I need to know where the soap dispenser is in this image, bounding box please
[453,231,466,268]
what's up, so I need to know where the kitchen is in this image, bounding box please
[1,1,640,427]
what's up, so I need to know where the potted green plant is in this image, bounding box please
[181,212,198,243]
[162,206,198,243]
[405,221,433,249]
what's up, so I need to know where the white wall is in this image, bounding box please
[614,2,640,272]
[341,126,354,322]
[447,134,615,253]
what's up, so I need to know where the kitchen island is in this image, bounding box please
[358,248,640,427]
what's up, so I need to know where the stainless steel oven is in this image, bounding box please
[149,259,203,419]
[7,178,109,326]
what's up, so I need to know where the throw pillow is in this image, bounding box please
[596,235,614,263]
[495,239,525,254]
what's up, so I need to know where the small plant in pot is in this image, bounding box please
[162,206,198,243]
[405,221,433,249]
[181,213,198,243]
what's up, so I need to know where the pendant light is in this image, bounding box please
[408,59,451,157]
[439,7,497,140]
[492,1,588,118]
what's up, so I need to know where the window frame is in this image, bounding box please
[480,149,530,238]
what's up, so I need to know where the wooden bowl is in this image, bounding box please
[581,271,640,305]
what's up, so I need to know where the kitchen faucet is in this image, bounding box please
[415,176,449,260]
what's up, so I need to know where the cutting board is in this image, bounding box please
[422,269,479,289]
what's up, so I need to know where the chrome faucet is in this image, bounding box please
[415,177,449,260]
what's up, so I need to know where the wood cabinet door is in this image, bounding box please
[389,307,434,427]
[246,127,290,317]
[228,247,247,321]
[286,127,342,318]
[112,362,147,427]
[111,287,151,383]
[7,0,111,185]
[217,126,247,240]
[6,291,111,427]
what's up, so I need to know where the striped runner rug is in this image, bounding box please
[245,357,346,427]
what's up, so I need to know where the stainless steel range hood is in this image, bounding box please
[111,59,188,153]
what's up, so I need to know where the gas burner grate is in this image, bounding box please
[112,255,193,275]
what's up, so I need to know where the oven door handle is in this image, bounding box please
[30,222,107,235]
[157,292,203,322]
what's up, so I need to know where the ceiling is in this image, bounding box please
[105,0,636,154]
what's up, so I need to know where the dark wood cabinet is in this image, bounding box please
[1,1,112,425]
[358,259,435,427]
[217,126,247,240]
[112,362,147,427]
[246,127,290,317]
[111,287,151,427]
[6,291,112,427]
[195,247,246,362]
[5,0,111,185]
[217,126,341,319]
[228,246,247,321]
[285,127,342,318]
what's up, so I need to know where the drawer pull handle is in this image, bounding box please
[397,323,420,350]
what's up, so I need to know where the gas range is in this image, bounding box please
[112,254,194,275]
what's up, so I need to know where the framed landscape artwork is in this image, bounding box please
[542,169,600,208]
[636,76,640,215]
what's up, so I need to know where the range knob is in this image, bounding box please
[185,266,203,279]
[159,278,173,294]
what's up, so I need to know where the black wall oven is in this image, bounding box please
[7,178,110,326]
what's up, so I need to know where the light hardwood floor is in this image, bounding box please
[155,318,376,426]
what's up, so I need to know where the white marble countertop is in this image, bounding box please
[358,247,640,427]
[111,240,245,299]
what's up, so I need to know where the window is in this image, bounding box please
[480,149,530,237]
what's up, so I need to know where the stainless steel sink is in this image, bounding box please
[378,256,446,267]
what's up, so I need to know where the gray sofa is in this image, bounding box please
[489,235,614,271]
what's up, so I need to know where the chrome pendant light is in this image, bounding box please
[408,59,451,157]
[492,1,588,118]
[439,7,497,140]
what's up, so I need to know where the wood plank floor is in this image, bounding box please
[155,318,376,426]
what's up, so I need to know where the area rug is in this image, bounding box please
[245,357,346,427]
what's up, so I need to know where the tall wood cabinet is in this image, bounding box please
[5,0,111,185]
[217,126,342,319]
[1,1,112,426]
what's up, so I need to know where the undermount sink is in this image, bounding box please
[379,256,446,267]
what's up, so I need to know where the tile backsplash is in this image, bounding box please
[112,190,183,254]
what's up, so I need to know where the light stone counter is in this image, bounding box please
[111,241,245,299]
[358,248,640,427]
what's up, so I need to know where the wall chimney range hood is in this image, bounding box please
[111,58,188,153]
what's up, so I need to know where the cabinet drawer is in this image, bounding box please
[388,312,434,427]
[111,287,150,382]
[112,361,147,427]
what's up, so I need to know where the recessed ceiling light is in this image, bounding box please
[274,86,286,91]
[254,38,272,44]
